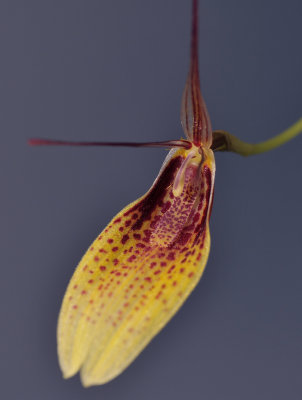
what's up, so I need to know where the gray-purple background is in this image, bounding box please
[1,1,301,399]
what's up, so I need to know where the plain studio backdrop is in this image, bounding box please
[0,1,301,399]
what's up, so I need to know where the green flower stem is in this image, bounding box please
[211,118,302,156]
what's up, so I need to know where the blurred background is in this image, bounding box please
[0,0,301,399]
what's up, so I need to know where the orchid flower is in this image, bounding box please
[29,0,302,387]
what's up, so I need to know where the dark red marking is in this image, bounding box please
[160,262,167,267]
[125,157,182,232]
[121,234,129,244]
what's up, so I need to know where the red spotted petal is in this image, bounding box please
[57,146,215,386]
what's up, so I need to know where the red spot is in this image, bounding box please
[98,284,103,290]
[113,259,119,265]
[115,272,121,276]
[108,292,113,298]
[72,305,78,309]
[89,299,94,304]
[99,249,107,253]
[127,255,136,262]
[144,277,152,283]
[90,246,94,251]
[89,270,94,274]
[121,234,129,244]
[99,266,106,271]
[136,243,145,248]
[133,233,141,240]
[94,256,100,262]
[155,291,162,299]
[160,262,167,267]
[123,302,129,307]
[107,238,114,244]
[112,246,118,252]
[98,235,102,240]
[68,296,72,301]
[167,252,175,260]
[83,265,88,271]
[197,252,202,261]
[132,213,138,220]
[172,281,177,286]
[175,232,191,246]
[125,220,131,227]
[88,279,94,284]
[114,218,121,224]
[73,285,78,289]
[150,262,157,269]
[154,270,161,275]
[161,201,171,213]
[168,265,175,273]
[161,284,166,289]
[188,272,194,278]
[119,227,124,232]
[180,268,185,273]
[81,290,87,295]
[140,284,145,289]
[193,212,200,223]
[142,230,152,242]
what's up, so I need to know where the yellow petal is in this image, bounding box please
[57,146,215,386]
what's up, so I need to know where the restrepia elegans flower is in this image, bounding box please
[29,0,302,387]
